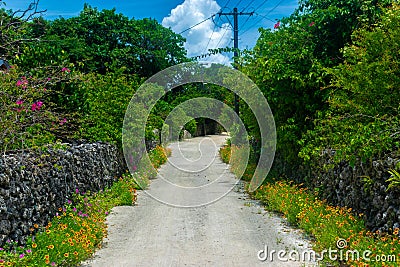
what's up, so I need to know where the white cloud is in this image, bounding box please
[162,0,232,64]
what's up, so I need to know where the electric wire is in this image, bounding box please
[179,14,216,34]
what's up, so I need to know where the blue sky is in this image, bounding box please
[3,0,299,63]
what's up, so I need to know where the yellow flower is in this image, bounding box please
[47,244,54,249]
[32,243,37,248]
[64,253,69,258]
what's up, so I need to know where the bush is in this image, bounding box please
[299,4,400,165]
[0,66,75,151]
[75,70,141,146]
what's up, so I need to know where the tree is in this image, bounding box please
[299,3,400,164]
[241,0,394,173]
[0,0,46,60]
[44,5,188,77]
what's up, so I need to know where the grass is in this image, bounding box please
[220,144,400,266]
[0,145,171,266]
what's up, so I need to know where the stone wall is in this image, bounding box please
[307,150,400,233]
[0,142,126,245]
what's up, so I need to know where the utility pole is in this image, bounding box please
[218,7,254,115]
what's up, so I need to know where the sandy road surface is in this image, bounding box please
[82,135,316,267]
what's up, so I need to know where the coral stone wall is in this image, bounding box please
[0,142,126,245]
[308,150,400,233]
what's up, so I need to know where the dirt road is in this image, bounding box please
[82,135,316,266]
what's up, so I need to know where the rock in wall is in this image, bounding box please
[0,142,126,246]
[308,150,400,233]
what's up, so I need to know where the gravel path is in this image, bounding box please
[82,135,316,267]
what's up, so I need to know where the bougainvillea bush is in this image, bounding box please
[0,66,75,151]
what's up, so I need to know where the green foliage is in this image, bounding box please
[242,0,396,174]
[299,3,400,164]
[219,145,231,164]
[387,169,400,192]
[42,5,188,77]
[75,70,140,145]
[183,119,197,136]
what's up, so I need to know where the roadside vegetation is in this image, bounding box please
[220,145,400,266]
[221,2,400,266]
[0,144,170,266]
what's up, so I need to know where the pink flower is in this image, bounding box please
[31,101,43,111]
[16,100,24,105]
[19,254,25,259]
[274,21,280,29]
[60,118,67,125]
[61,67,71,73]
[16,77,28,88]
[309,21,315,27]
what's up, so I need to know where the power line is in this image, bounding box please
[240,0,285,36]
[255,12,275,23]
[179,14,216,34]
[215,26,231,48]
[203,20,218,55]
[242,0,256,12]
[239,8,255,31]
[266,0,285,16]
[255,0,270,11]
[234,0,244,8]
[221,0,231,9]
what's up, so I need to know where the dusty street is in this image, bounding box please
[82,135,316,266]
